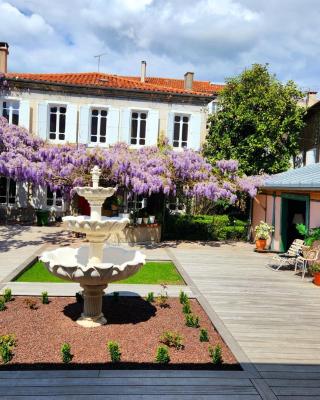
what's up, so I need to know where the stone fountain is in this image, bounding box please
[40,166,146,327]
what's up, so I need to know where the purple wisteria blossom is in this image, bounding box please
[0,117,265,202]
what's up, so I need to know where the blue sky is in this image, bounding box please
[0,0,319,91]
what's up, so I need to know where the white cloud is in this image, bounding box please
[1,0,319,89]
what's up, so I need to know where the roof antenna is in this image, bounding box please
[94,52,107,72]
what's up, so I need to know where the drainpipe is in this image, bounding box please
[271,193,276,250]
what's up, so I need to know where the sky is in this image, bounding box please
[0,0,319,90]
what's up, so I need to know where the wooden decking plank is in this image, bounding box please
[0,395,262,400]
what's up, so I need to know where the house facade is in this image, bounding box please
[0,42,223,219]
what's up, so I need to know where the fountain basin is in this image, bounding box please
[63,216,130,237]
[40,245,145,286]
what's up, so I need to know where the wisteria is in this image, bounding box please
[0,117,264,202]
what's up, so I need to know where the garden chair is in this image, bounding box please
[295,248,319,279]
[268,239,304,271]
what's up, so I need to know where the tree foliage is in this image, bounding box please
[204,64,306,175]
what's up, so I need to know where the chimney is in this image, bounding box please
[141,60,146,83]
[306,91,318,107]
[0,42,9,74]
[184,72,194,90]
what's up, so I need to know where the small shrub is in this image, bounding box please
[185,314,200,328]
[75,291,83,303]
[182,302,191,314]
[0,297,6,311]
[160,331,184,349]
[107,341,121,362]
[0,334,16,364]
[41,291,49,304]
[146,292,155,302]
[199,328,209,342]
[113,291,119,301]
[3,288,12,302]
[155,345,170,364]
[61,343,72,364]
[157,284,169,308]
[179,290,188,305]
[24,298,38,310]
[209,344,223,365]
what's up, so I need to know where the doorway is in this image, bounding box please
[280,194,309,251]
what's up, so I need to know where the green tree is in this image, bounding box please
[204,64,306,175]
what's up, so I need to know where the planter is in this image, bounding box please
[35,209,50,226]
[313,272,320,286]
[137,218,142,225]
[149,215,155,224]
[255,239,267,251]
[143,217,149,225]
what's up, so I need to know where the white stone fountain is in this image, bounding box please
[40,166,146,327]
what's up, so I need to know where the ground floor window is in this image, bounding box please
[0,177,16,205]
[1,100,19,125]
[127,194,146,212]
[173,114,189,148]
[47,187,63,208]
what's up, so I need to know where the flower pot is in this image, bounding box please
[137,218,142,225]
[143,217,149,224]
[255,239,267,251]
[149,215,155,224]
[111,204,118,211]
[313,272,320,286]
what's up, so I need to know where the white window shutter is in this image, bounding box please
[188,113,201,150]
[79,105,90,144]
[145,110,159,146]
[37,102,48,140]
[167,112,174,145]
[120,108,131,143]
[306,148,316,165]
[19,100,30,130]
[107,107,120,145]
[65,104,78,143]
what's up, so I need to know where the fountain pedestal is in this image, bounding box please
[40,166,145,328]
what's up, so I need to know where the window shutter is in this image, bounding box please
[145,110,159,146]
[79,105,90,144]
[65,103,78,143]
[167,112,174,145]
[119,108,131,143]
[107,107,120,145]
[37,102,48,140]
[19,100,30,130]
[188,113,201,150]
[306,148,316,165]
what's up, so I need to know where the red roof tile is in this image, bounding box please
[5,72,224,96]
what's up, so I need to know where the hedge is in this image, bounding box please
[163,214,248,241]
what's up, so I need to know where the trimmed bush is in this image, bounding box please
[155,345,170,364]
[199,328,209,342]
[0,334,16,364]
[209,344,223,365]
[3,288,12,303]
[160,331,184,349]
[146,292,155,302]
[41,291,49,304]
[61,343,72,363]
[185,314,200,328]
[0,297,6,311]
[163,214,247,241]
[107,341,121,362]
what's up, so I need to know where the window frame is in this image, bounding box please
[47,103,68,143]
[89,107,109,146]
[172,112,190,149]
[46,187,64,210]
[130,109,148,147]
[0,99,20,125]
[0,177,16,207]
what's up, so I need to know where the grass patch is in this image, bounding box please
[14,260,185,285]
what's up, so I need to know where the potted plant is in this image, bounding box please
[111,197,120,211]
[309,263,320,286]
[254,221,274,251]
[149,215,155,224]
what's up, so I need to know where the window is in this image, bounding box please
[0,177,16,205]
[173,115,189,148]
[1,101,19,125]
[47,187,63,207]
[49,105,66,141]
[90,108,107,143]
[127,194,146,211]
[131,111,147,145]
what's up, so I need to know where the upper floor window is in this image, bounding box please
[2,101,19,125]
[91,108,107,143]
[47,187,63,208]
[49,105,66,141]
[0,177,16,205]
[131,111,147,145]
[173,114,189,148]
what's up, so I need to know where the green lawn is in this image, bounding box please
[15,260,185,285]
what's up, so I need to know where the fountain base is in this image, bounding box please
[77,284,108,327]
[77,313,107,328]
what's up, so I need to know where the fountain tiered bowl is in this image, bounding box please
[40,166,146,327]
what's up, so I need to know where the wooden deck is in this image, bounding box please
[169,242,320,399]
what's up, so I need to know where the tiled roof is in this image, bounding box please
[5,72,223,97]
[264,163,320,189]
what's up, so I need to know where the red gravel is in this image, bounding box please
[0,296,239,369]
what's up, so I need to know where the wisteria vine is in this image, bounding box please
[0,117,264,203]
